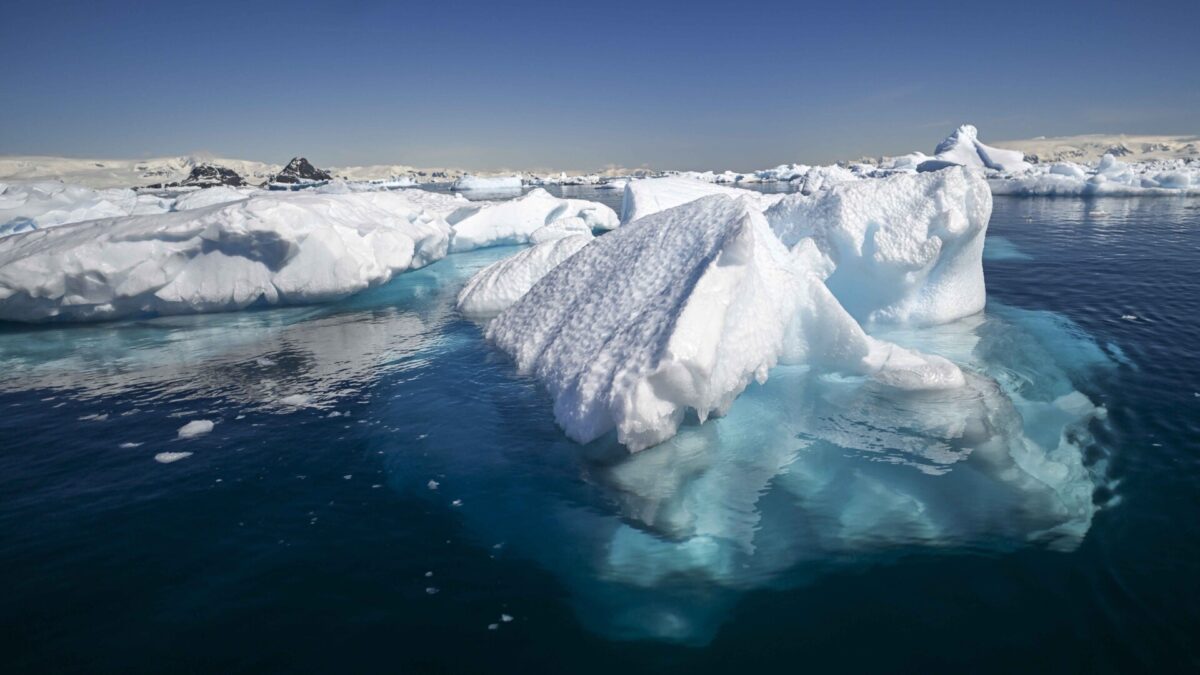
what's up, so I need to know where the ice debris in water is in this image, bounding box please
[154,451,193,464]
[177,419,214,439]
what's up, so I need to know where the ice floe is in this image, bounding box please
[446,188,618,252]
[0,190,453,321]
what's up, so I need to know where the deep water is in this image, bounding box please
[1,190,1198,673]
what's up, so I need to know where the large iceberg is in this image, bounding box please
[483,194,964,452]
[766,167,991,326]
[0,191,451,322]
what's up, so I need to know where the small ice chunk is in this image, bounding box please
[279,394,312,407]
[154,451,193,464]
[501,614,513,622]
[427,479,440,490]
[425,587,439,595]
[119,442,143,448]
[177,419,214,439]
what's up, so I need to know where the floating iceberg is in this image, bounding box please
[447,187,618,252]
[452,174,523,191]
[483,194,964,452]
[619,176,784,223]
[917,124,1032,174]
[766,167,992,326]
[0,191,452,322]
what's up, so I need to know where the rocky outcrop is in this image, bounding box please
[148,164,246,188]
[269,157,332,184]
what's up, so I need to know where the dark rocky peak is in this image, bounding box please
[271,157,332,184]
[148,163,246,189]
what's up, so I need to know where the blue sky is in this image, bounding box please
[1,0,1197,170]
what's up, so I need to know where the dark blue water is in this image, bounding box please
[2,192,1198,672]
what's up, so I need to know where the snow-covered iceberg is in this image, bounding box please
[619,176,785,223]
[0,181,172,237]
[483,194,963,452]
[917,124,1032,173]
[457,235,592,317]
[766,167,992,326]
[0,191,451,322]
[452,174,522,191]
[447,187,618,252]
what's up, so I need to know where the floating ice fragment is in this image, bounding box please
[177,419,214,439]
[154,452,193,464]
[427,480,440,490]
[119,442,143,448]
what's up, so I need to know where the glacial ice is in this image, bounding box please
[457,235,592,317]
[446,187,618,252]
[766,167,992,325]
[619,176,784,223]
[919,124,1032,173]
[483,194,964,452]
[452,174,523,191]
[0,191,453,322]
[0,181,172,236]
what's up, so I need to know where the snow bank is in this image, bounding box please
[620,177,784,223]
[457,235,592,317]
[447,188,618,252]
[766,167,992,326]
[484,195,963,452]
[453,175,522,191]
[0,181,171,236]
[0,191,451,322]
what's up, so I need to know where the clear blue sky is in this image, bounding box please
[1,0,1197,171]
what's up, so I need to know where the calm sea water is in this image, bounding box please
[1,188,1198,673]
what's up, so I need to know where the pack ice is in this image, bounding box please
[480,175,972,452]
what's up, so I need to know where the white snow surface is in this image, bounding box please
[484,194,964,452]
[0,190,453,322]
[766,167,992,326]
[620,177,785,223]
[453,174,523,191]
[447,188,618,252]
[0,181,172,236]
[457,235,593,317]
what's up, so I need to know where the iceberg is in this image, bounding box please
[484,194,963,452]
[447,187,618,252]
[766,167,992,326]
[452,174,523,191]
[457,235,592,317]
[919,124,1032,173]
[619,176,785,223]
[0,190,451,322]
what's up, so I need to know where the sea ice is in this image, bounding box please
[154,451,193,463]
[452,175,522,191]
[446,188,618,252]
[619,176,784,223]
[177,419,214,439]
[0,190,454,322]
